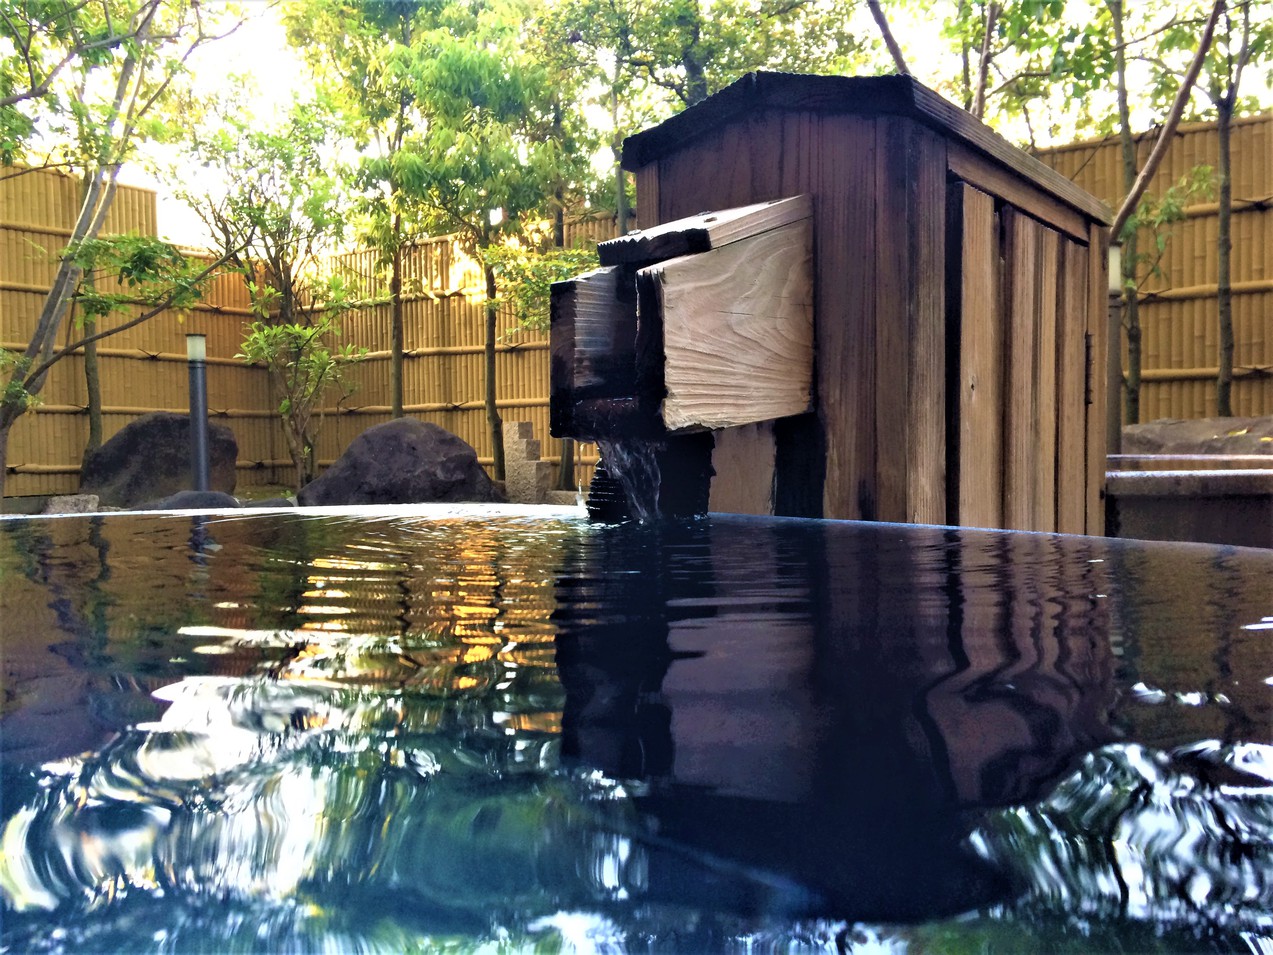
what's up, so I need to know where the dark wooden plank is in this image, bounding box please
[955,184,1004,530]
[642,218,815,430]
[819,116,877,521]
[598,195,813,267]
[908,124,948,525]
[874,118,911,523]
[1086,222,1110,534]
[635,165,660,229]
[947,142,1089,243]
[1035,225,1060,532]
[1003,209,1041,530]
[708,423,777,514]
[622,72,1110,227]
[1056,236,1089,534]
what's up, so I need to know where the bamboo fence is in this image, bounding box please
[1037,111,1273,423]
[2,166,605,499]
[6,112,1267,499]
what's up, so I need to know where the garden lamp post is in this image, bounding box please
[187,333,210,492]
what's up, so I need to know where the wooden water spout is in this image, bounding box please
[551,196,814,519]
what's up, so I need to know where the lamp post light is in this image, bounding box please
[1107,243,1123,456]
[186,333,210,492]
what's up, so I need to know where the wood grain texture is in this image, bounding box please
[947,142,1091,243]
[709,423,777,514]
[635,165,659,231]
[1086,222,1110,534]
[622,73,1110,227]
[874,121,946,524]
[598,195,813,266]
[1003,209,1041,530]
[908,125,948,525]
[956,185,1004,530]
[874,118,911,523]
[644,218,814,431]
[1056,236,1090,534]
[1035,226,1061,531]
[817,117,877,521]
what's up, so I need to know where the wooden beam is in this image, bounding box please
[548,265,637,437]
[639,217,814,431]
[598,195,813,266]
[947,142,1089,243]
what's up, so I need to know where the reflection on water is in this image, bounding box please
[0,509,1271,952]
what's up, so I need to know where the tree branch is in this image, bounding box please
[867,0,910,75]
[22,251,242,386]
[1110,0,1226,240]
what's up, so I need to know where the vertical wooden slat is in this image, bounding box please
[1086,222,1110,535]
[1003,208,1040,531]
[955,184,1003,529]
[1056,237,1090,535]
[1035,226,1060,532]
[819,116,877,521]
[909,126,948,525]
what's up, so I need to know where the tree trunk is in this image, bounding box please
[1216,93,1235,416]
[1110,0,1139,424]
[390,213,405,419]
[83,321,103,465]
[552,192,575,490]
[0,423,9,504]
[611,70,630,236]
[484,263,505,482]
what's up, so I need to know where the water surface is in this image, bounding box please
[1,508,1270,952]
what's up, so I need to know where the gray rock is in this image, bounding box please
[297,419,503,506]
[139,490,241,511]
[1122,415,1273,456]
[80,412,237,507]
[42,494,101,515]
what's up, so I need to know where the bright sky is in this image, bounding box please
[129,1,306,247]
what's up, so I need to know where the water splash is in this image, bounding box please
[596,439,662,523]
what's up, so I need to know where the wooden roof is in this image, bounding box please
[621,72,1111,226]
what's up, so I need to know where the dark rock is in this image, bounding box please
[139,490,241,511]
[80,412,237,507]
[297,419,503,506]
[1122,415,1273,456]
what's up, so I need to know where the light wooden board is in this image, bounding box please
[708,423,777,514]
[599,195,813,266]
[642,218,814,431]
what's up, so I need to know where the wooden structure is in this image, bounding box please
[619,72,1112,533]
[552,196,813,438]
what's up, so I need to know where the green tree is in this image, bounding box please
[0,0,231,500]
[174,97,361,488]
[400,5,567,482]
[1190,0,1271,416]
[284,0,438,421]
[535,0,864,232]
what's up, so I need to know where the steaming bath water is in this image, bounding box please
[1,506,1271,952]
